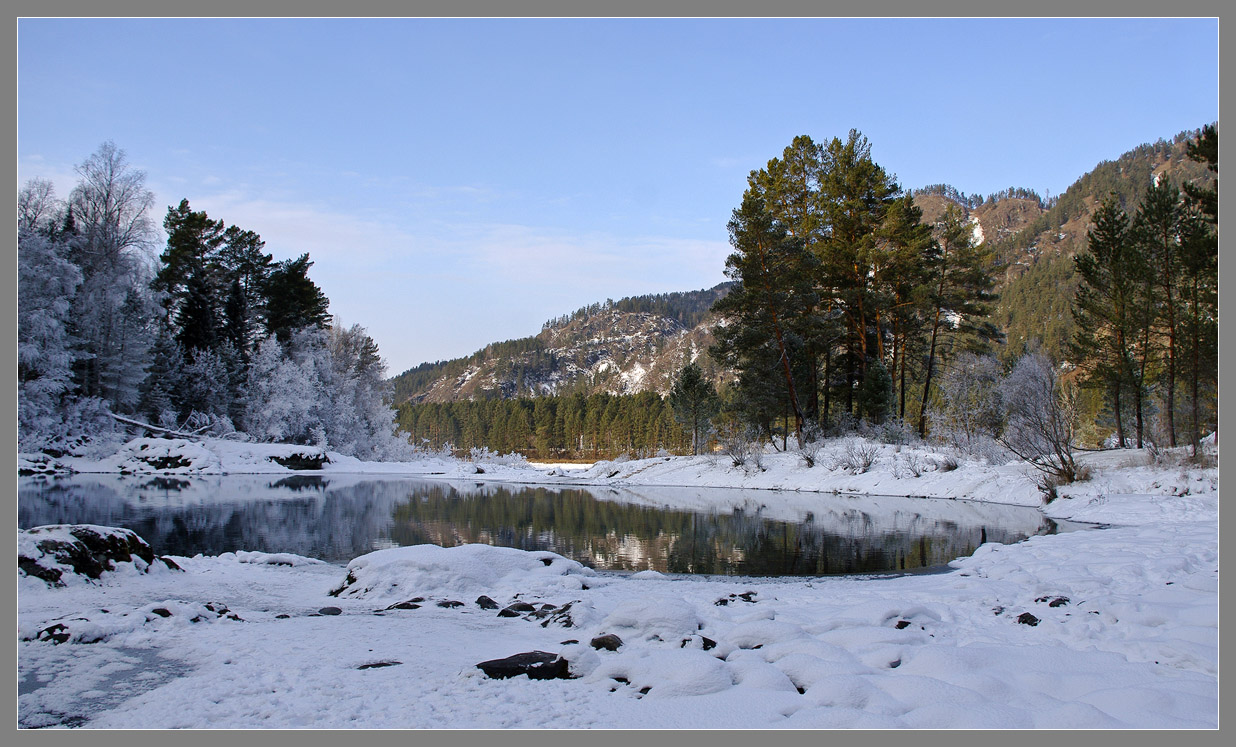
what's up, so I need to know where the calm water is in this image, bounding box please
[18,474,1074,577]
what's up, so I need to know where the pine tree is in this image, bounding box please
[668,363,720,455]
[1132,178,1186,446]
[817,130,900,417]
[1180,124,1218,455]
[710,194,817,447]
[917,205,1001,438]
[264,253,331,342]
[1071,195,1149,447]
[155,199,227,348]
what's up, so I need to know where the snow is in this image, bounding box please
[17,438,1219,728]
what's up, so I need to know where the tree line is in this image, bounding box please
[396,391,695,459]
[18,142,410,459]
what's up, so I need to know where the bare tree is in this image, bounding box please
[997,352,1081,494]
[18,178,61,234]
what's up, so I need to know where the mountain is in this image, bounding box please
[390,285,734,405]
[390,126,1215,403]
[912,127,1214,360]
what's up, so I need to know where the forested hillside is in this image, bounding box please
[914,130,1214,361]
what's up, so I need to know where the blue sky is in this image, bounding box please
[18,18,1218,375]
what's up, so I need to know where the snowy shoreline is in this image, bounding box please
[18,436,1219,728]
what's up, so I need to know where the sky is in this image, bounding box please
[17,18,1219,375]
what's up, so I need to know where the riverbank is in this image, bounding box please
[18,437,1219,728]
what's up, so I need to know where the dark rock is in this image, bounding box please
[476,595,499,610]
[1016,612,1040,626]
[18,556,62,585]
[498,602,536,617]
[992,606,1005,615]
[22,525,159,584]
[476,651,571,680]
[318,606,342,616]
[889,659,901,668]
[151,608,172,618]
[700,636,716,651]
[328,571,357,597]
[159,557,182,571]
[1048,597,1070,608]
[590,633,623,651]
[530,603,558,619]
[269,452,329,470]
[714,598,730,606]
[540,558,554,566]
[275,614,291,619]
[638,686,651,695]
[895,620,911,630]
[737,591,757,603]
[357,661,402,670]
[560,640,579,645]
[36,623,71,644]
[436,600,464,608]
[386,601,421,611]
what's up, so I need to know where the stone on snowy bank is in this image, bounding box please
[476,651,571,680]
[1017,612,1040,626]
[499,602,537,618]
[476,595,499,610]
[27,600,241,645]
[268,450,329,470]
[18,525,181,586]
[590,634,623,651]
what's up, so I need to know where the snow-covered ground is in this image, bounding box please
[17,437,1219,728]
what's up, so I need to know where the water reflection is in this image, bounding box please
[18,475,1066,576]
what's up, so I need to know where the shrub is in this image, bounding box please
[828,438,880,474]
[997,352,1081,494]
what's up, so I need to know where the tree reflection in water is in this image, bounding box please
[19,476,1062,576]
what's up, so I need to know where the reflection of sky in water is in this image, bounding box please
[19,475,1069,577]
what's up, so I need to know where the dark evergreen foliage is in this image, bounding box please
[264,253,331,342]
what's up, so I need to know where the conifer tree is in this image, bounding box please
[711,194,817,447]
[669,363,720,455]
[1132,178,1186,446]
[1071,195,1149,447]
[265,253,331,342]
[917,205,1000,438]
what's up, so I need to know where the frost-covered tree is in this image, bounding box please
[137,327,185,427]
[243,335,320,443]
[18,178,62,235]
[998,352,1080,490]
[65,142,157,412]
[178,347,234,426]
[18,233,82,450]
[930,352,1004,454]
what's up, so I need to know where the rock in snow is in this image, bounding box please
[477,651,572,680]
[18,525,180,586]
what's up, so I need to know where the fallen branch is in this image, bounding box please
[109,414,246,441]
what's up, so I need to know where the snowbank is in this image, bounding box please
[18,482,1217,728]
[328,543,595,601]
